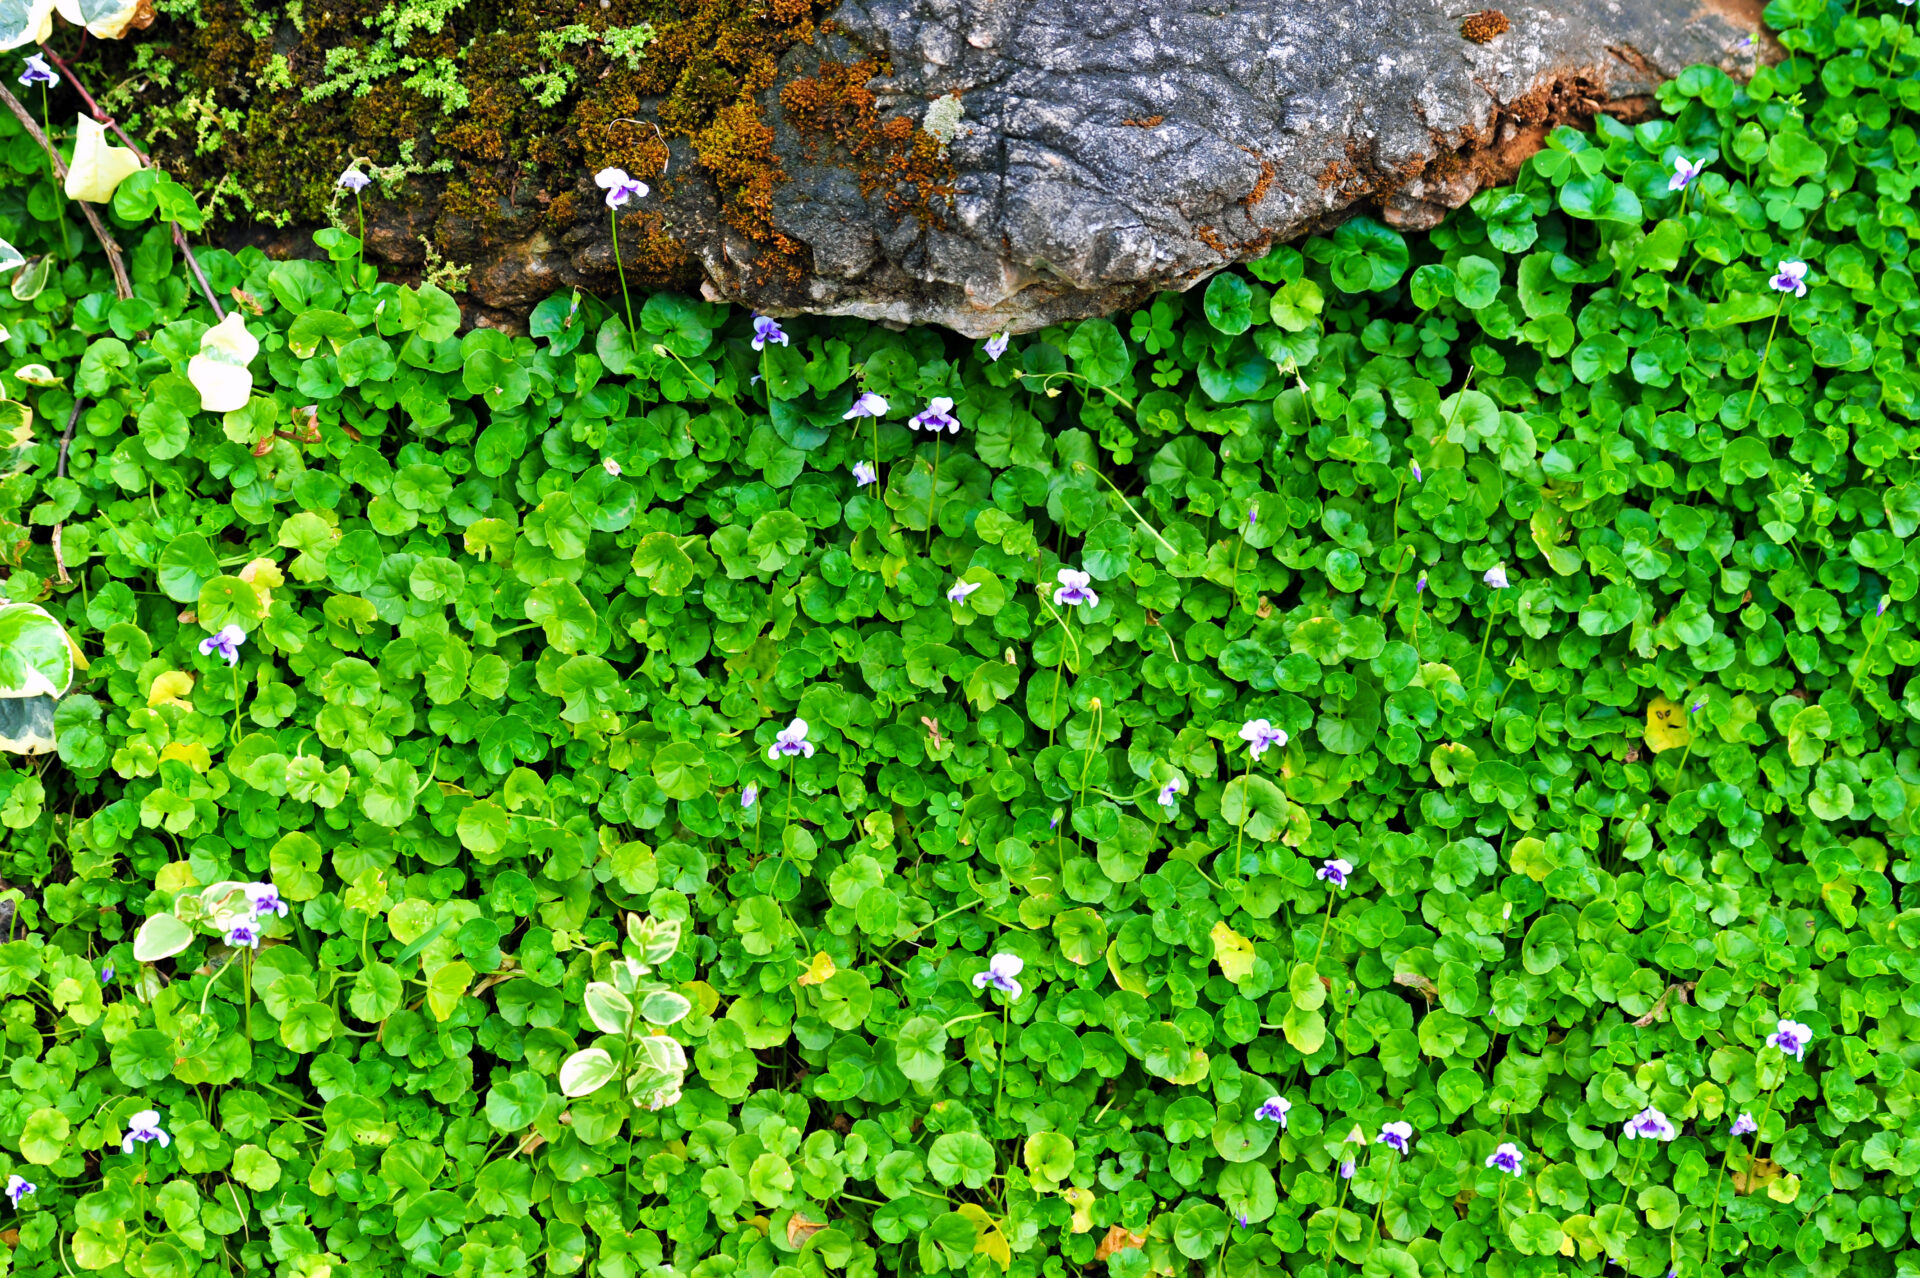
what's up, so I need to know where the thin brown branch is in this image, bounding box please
[40,49,223,321]
[0,84,131,301]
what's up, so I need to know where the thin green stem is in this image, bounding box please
[1849,603,1891,700]
[38,85,68,260]
[992,999,1009,1120]
[1886,24,1905,75]
[1229,752,1253,889]
[1379,544,1417,617]
[1740,296,1788,426]
[1312,888,1338,965]
[1080,464,1177,556]
[1619,1143,1646,1206]
[1473,606,1498,692]
[1046,612,1074,747]
[609,207,637,337]
[354,190,365,287]
[1323,1160,1354,1275]
[1700,1137,1736,1269]
[1746,1079,1783,1186]
[1372,1148,1398,1241]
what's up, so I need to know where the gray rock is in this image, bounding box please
[461,0,1765,333]
[701,0,1762,333]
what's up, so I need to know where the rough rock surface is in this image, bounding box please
[360,0,1767,333]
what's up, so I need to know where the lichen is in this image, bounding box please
[89,0,839,288]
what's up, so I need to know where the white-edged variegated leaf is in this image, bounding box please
[557,1047,617,1097]
[0,0,54,49]
[187,312,257,412]
[64,115,141,203]
[582,982,632,1035]
[54,0,151,39]
[639,988,692,1026]
[132,913,195,962]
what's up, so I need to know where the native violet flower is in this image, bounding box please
[18,55,56,88]
[1624,1106,1677,1141]
[909,396,961,433]
[199,624,246,667]
[1731,1111,1758,1137]
[767,719,815,761]
[844,392,889,420]
[1054,569,1099,608]
[1157,778,1180,807]
[1317,858,1353,889]
[751,314,788,351]
[985,332,1010,361]
[1484,564,1510,590]
[246,882,288,918]
[1770,260,1809,297]
[1689,700,1703,713]
[1878,595,1890,617]
[603,458,622,477]
[1770,1018,1814,1061]
[947,579,983,604]
[4,1174,32,1206]
[1416,572,1427,594]
[101,964,114,983]
[1485,1143,1524,1174]
[974,953,1024,998]
[851,461,878,487]
[1339,1159,1355,1179]
[1377,1121,1413,1153]
[225,922,260,950]
[1237,1212,1248,1230]
[1411,460,1423,482]
[741,784,758,808]
[1669,155,1704,191]
[595,167,648,208]
[1239,719,1288,759]
[337,165,371,193]
[1254,1096,1292,1126]
[122,1110,169,1154]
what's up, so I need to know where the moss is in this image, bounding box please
[780,59,955,221]
[91,0,838,286]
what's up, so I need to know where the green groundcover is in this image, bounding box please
[0,2,1917,1277]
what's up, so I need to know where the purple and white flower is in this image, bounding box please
[1769,1018,1814,1061]
[337,165,371,193]
[1484,564,1510,590]
[1485,1143,1524,1174]
[1770,260,1809,297]
[1339,1159,1355,1179]
[1157,778,1180,808]
[974,953,1024,999]
[947,579,983,604]
[767,719,815,761]
[595,167,648,208]
[122,1109,169,1154]
[602,458,622,476]
[984,332,1010,361]
[844,392,889,420]
[199,624,246,667]
[741,784,758,808]
[18,55,56,88]
[1624,1106,1677,1141]
[1668,155,1704,192]
[1317,858,1353,889]
[245,882,288,918]
[751,314,788,351]
[1730,1111,1757,1137]
[851,461,879,487]
[4,1174,32,1206]
[1416,572,1427,595]
[1411,461,1423,482]
[224,922,260,950]
[1877,595,1890,617]
[1053,569,1099,609]
[1254,1096,1291,1126]
[909,396,961,433]
[1239,719,1288,760]
[1377,1121,1413,1153]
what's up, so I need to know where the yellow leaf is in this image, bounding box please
[425,960,474,1022]
[147,670,194,709]
[956,1204,1011,1272]
[239,558,284,610]
[154,861,199,893]
[63,116,141,203]
[1061,1187,1096,1234]
[785,1212,826,1248]
[1095,1225,1146,1262]
[158,742,211,772]
[1767,1172,1801,1203]
[1209,921,1256,982]
[797,952,836,987]
[1645,695,1690,753]
[1106,940,1147,996]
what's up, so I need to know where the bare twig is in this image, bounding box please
[40,49,223,321]
[49,397,85,586]
[0,84,131,301]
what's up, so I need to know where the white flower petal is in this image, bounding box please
[188,313,258,413]
[63,115,142,203]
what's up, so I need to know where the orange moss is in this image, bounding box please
[1461,10,1510,43]
[780,60,956,222]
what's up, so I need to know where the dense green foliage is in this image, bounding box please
[3,2,1920,1277]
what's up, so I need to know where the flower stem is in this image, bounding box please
[1700,1139,1736,1268]
[609,207,637,337]
[1372,1148,1398,1241]
[1379,543,1417,618]
[1046,612,1073,747]
[1848,605,1891,699]
[1323,1165,1353,1275]
[1080,463,1178,555]
[1745,1079,1782,1187]
[354,189,366,288]
[1740,295,1788,426]
[1473,608,1498,693]
[1619,1143,1646,1205]
[1229,753,1252,888]
[925,436,941,549]
[1312,888,1338,965]
[992,999,1009,1120]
